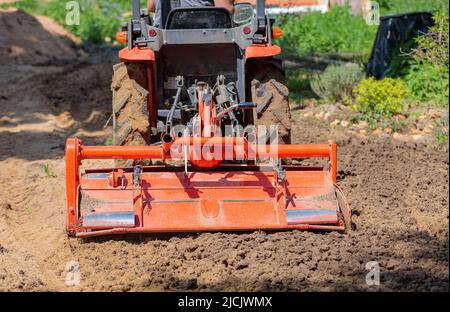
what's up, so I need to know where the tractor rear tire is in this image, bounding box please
[111,62,150,167]
[251,65,292,144]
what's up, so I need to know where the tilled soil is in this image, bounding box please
[0,9,448,292]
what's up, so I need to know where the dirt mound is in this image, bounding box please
[0,9,77,65]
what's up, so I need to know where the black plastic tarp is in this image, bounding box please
[367,12,435,79]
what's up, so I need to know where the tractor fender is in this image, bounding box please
[245,44,282,60]
[119,47,156,63]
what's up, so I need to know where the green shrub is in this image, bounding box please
[72,0,126,44]
[410,9,449,105]
[353,77,408,118]
[278,5,378,61]
[386,8,449,106]
[414,9,449,68]
[403,61,449,105]
[310,63,365,103]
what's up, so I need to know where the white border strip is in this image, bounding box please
[266,5,329,15]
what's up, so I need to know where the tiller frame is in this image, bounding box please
[66,137,351,237]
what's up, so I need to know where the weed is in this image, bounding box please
[435,131,449,145]
[434,116,449,145]
[104,137,114,146]
[286,68,318,105]
[42,164,57,178]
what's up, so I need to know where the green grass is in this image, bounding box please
[435,116,449,145]
[435,130,449,145]
[385,7,449,107]
[104,137,114,146]
[286,68,319,105]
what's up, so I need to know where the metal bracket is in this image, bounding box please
[132,164,144,224]
[165,76,184,133]
[272,159,287,204]
[273,161,285,183]
[133,165,143,188]
[183,129,190,177]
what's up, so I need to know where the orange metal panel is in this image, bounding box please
[74,169,342,234]
[245,45,282,60]
[65,138,80,236]
[115,31,127,43]
[119,47,156,62]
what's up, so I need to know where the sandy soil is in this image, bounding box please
[0,10,448,292]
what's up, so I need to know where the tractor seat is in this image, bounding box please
[165,7,233,30]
